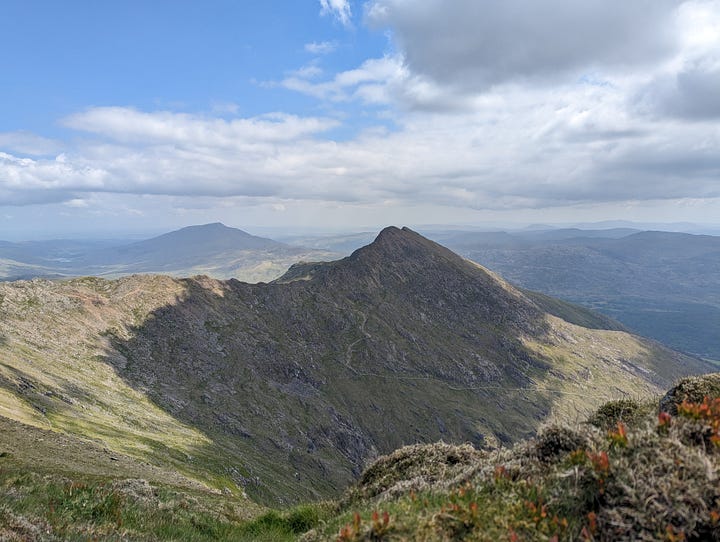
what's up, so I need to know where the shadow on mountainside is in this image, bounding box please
[99,228,713,504]
[102,228,564,503]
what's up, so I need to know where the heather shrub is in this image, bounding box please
[660,373,720,415]
[587,398,647,429]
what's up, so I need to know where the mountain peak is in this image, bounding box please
[353,225,461,266]
[177,222,233,233]
[372,225,419,242]
[276,226,467,284]
[376,225,409,235]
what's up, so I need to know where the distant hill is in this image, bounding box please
[99,222,286,265]
[0,227,710,506]
[0,223,339,282]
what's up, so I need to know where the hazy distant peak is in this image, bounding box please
[181,222,230,230]
[163,222,253,237]
[136,222,280,248]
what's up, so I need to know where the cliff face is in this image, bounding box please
[0,227,710,503]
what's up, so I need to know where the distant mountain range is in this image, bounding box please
[3,222,719,360]
[0,223,339,282]
[0,227,710,505]
[436,229,720,361]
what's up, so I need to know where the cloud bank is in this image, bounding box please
[2,0,719,226]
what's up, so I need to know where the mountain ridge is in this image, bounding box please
[0,227,712,505]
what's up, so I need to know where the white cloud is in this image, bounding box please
[64,198,90,208]
[3,89,720,213]
[305,41,337,55]
[4,0,720,228]
[290,64,324,79]
[281,56,406,103]
[0,131,62,156]
[633,0,720,119]
[0,151,107,205]
[63,107,339,145]
[366,0,683,90]
[320,0,352,27]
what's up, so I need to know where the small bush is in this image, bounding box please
[347,443,485,503]
[533,425,587,463]
[587,399,645,430]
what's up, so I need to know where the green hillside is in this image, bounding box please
[0,228,714,539]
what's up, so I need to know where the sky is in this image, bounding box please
[1,0,719,239]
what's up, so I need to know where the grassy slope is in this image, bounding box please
[0,415,269,541]
[0,272,708,507]
[521,289,626,331]
[0,276,256,495]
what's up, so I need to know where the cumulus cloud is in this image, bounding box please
[637,64,720,119]
[282,56,406,104]
[633,1,720,119]
[366,0,681,90]
[320,0,352,27]
[4,0,720,224]
[0,151,104,205]
[63,107,339,145]
[2,91,720,211]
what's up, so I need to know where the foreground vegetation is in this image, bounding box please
[0,468,330,541]
[305,374,720,541]
[2,374,719,540]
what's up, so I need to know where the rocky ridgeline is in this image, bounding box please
[0,228,712,507]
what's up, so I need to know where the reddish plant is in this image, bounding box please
[678,396,720,448]
[608,421,629,448]
[337,512,362,542]
[370,510,391,536]
[587,451,610,494]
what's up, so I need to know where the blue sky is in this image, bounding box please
[1,1,386,135]
[2,0,720,239]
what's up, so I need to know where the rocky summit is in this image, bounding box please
[0,227,711,505]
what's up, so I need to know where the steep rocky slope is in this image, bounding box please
[0,227,711,505]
